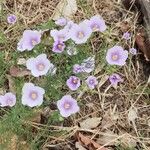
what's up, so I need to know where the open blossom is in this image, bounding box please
[17,30,41,51]
[81,56,95,73]
[0,92,16,107]
[109,73,123,88]
[50,28,70,42]
[73,64,83,74]
[106,46,128,66]
[86,76,98,89]
[122,32,131,40]
[52,41,65,53]
[66,76,81,91]
[129,48,137,55]
[88,15,107,32]
[22,83,45,107]
[64,20,76,32]
[55,17,67,26]
[26,54,52,77]
[57,95,80,117]
[69,22,92,44]
[7,14,17,24]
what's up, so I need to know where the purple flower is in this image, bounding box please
[57,95,80,117]
[66,76,81,91]
[73,64,83,74]
[52,41,65,53]
[106,46,128,66]
[0,92,16,107]
[55,17,67,26]
[122,32,131,40]
[129,48,137,55]
[50,28,70,42]
[26,54,52,77]
[17,30,41,51]
[88,15,107,32]
[69,22,92,44]
[109,73,123,88]
[81,56,95,73]
[86,76,98,89]
[64,20,76,32]
[22,83,45,107]
[7,14,17,24]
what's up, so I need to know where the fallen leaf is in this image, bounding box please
[135,29,150,61]
[9,66,31,77]
[76,132,108,150]
[75,142,87,150]
[128,107,138,122]
[97,130,118,146]
[6,75,16,93]
[52,0,77,20]
[80,117,102,129]
[17,58,26,65]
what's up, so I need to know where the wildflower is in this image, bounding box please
[57,95,79,117]
[73,64,83,74]
[122,32,131,40]
[0,92,16,107]
[81,56,95,73]
[106,46,128,66]
[88,15,107,32]
[50,28,70,42]
[86,76,98,89]
[64,20,76,32]
[55,17,67,26]
[129,48,137,55]
[52,41,65,53]
[66,76,80,91]
[22,83,45,107]
[26,54,51,77]
[109,73,123,88]
[69,22,92,44]
[17,30,41,51]
[7,14,17,24]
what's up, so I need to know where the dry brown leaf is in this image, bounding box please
[76,132,108,150]
[120,134,137,148]
[128,107,138,122]
[97,130,118,146]
[17,58,26,65]
[135,30,150,61]
[80,117,102,129]
[75,142,87,150]
[9,66,31,77]
[52,0,77,20]
[6,75,16,93]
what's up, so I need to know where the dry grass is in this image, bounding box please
[0,0,150,150]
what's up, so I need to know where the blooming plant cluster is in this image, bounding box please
[1,14,137,118]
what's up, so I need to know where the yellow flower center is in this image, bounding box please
[92,24,98,31]
[58,44,63,49]
[64,103,70,109]
[72,78,78,84]
[37,63,45,71]
[78,31,84,39]
[31,92,38,100]
[31,40,37,46]
[112,54,118,61]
